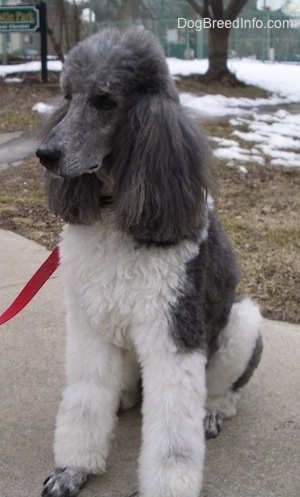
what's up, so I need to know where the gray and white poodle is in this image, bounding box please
[36,27,263,497]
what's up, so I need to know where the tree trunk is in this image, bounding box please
[185,0,249,86]
[202,26,244,86]
[207,26,230,78]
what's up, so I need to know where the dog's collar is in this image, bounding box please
[100,196,113,206]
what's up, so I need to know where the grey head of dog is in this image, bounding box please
[36,27,212,243]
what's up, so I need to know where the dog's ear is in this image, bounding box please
[110,94,212,243]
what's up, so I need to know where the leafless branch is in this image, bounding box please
[186,0,249,20]
[185,0,206,18]
[225,0,249,21]
[47,26,65,62]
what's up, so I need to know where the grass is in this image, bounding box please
[0,75,60,132]
[210,161,300,323]
[175,75,271,98]
[201,118,236,145]
[0,108,42,131]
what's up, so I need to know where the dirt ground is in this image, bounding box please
[0,74,61,131]
[0,74,299,324]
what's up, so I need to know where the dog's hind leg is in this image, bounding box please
[42,308,124,497]
[205,297,263,439]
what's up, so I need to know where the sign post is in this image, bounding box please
[0,5,40,32]
[39,1,47,82]
[0,2,48,82]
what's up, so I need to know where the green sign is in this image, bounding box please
[0,6,40,32]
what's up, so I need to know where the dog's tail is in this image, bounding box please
[206,297,263,398]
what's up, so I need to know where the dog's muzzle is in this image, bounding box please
[36,147,101,178]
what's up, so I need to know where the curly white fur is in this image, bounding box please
[55,215,207,497]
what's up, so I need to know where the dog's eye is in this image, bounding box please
[89,94,117,111]
[64,94,72,102]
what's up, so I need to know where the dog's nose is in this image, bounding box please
[36,148,61,170]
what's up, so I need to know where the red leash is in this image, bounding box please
[0,246,60,326]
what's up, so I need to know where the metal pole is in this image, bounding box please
[89,0,92,36]
[234,24,238,57]
[1,0,8,65]
[160,0,166,52]
[266,9,270,60]
[40,0,48,82]
[185,24,190,57]
[263,1,270,61]
[196,17,203,59]
[263,0,266,61]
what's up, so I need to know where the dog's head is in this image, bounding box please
[37,28,176,178]
[37,27,212,243]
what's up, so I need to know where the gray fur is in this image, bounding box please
[204,410,223,439]
[37,27,212,242]
[233,333,264,391]
[171,210,240,353]
[42,468,87,497]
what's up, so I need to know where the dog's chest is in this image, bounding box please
[59,219,198,346]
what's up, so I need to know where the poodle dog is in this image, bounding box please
[36,27,263,497]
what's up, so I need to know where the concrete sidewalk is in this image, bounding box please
[0,229,299,497]
[0,130,39,170]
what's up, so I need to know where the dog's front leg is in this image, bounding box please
[42,309,123,497]
[133,326,207,497]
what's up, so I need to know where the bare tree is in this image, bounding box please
[186,0,250,85]
[44,0,86,62]
[44,0,155,61]
[114,0,154,21]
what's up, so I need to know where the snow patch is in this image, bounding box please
[32,103,54,114]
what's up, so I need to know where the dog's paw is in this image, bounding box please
[204,409,223,439]
[41,467,87,497]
